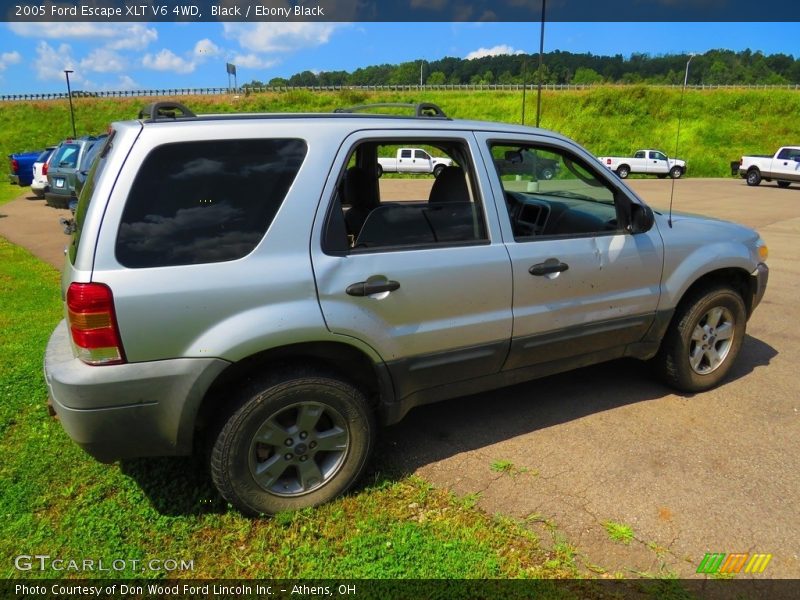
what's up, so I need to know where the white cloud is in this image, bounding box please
[33,42,85,84]
[465,45,525,60]
[223,23,342,53]
[80,48,125,73]
[231,54,278,70]
[194,38,221,59]
[142,49,195,74]
[10,23,157,50]
[0,50,21,72]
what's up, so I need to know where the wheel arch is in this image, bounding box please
[193,341,394,449]
[672,267,756,320]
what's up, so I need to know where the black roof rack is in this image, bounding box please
[333,102,449,119]
[138,102,196,122]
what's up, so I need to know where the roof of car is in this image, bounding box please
[119,100,572,143]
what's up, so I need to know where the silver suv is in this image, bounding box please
[45,102,768,515]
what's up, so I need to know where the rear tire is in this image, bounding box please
[616,165,630,179]
[653,287,746,393]
[746,169,761,186]
[777,181,791,189]
[211,369,374,515]
[670,166,683,179]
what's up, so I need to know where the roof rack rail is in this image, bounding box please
[138,102,196,121]
[333,102,449,119]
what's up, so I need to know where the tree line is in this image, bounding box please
[243,49,800,88]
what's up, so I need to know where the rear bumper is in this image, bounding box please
[8,174,20,185]
[44,320,229,462]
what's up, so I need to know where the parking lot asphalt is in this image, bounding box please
[2,178,798,577]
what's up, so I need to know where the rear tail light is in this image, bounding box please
[11,159,19,173]
[42,162,48,176]
[66,283,126,365]
[606,158,612,165]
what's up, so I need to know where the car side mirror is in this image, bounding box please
[629,203,654,234]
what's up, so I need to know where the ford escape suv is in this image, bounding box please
[45,102,768,515]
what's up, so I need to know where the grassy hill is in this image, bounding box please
[3,86,799,177]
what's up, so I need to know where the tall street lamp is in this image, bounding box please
[64,69,77,138]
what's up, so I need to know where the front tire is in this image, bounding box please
[746,169,761,186]
[616,165,630,179]
[654,287,746,393]
[433,164,445,178]
[211,370,374,515]
[670,166,683,179]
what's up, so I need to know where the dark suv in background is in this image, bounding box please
[45,135,106,208]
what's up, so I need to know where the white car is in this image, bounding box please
[598,149,686,179]
[30,147,56,199]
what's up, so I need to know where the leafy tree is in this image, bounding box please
[572,67,603,84]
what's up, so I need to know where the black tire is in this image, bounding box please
[670,166,683,179]
[433,164,445,178]
[654,287,746,393]
[616,165,630,179]
[211,369,374,515]
[746,169,761,186]
[777,181,791,189]
[376,164,383,178]
[540,167,555,180]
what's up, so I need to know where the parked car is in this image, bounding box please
[739,146,800,187]
[45,102,768,515]
[30,147,57,199]
[377,147,453,177]
[45,135,106,208]
[8,150,42,187]
[598,149,686,179]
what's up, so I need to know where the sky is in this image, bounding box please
[0,22,797,95]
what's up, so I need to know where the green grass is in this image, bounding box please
[3,86,800,177]
[0,237,580,580]
[603,521,635,545]
[0,182,24,206]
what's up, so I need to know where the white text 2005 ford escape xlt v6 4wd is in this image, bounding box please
[45,102,768,515]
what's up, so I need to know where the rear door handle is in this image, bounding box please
[529,259,569,276]
[346,280,400,297]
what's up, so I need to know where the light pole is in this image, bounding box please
[64,70,76,138]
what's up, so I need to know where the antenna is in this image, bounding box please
[669,53,695,228]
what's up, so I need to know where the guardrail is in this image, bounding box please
[2,83,799,102]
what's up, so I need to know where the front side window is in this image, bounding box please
[324,139,487,252]
[490,143,621,241]
[116,138,306,268]
[651,151,667,161]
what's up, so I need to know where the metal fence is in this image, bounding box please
[2,83,799,102]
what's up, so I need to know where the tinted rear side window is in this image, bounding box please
[116,139,306,268]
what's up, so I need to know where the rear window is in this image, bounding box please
[53,144,80,168]
[116,138,306,268]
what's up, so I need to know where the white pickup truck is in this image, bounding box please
[377,147,452,177]
[598,149,686,179]
[739,146,800,188]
